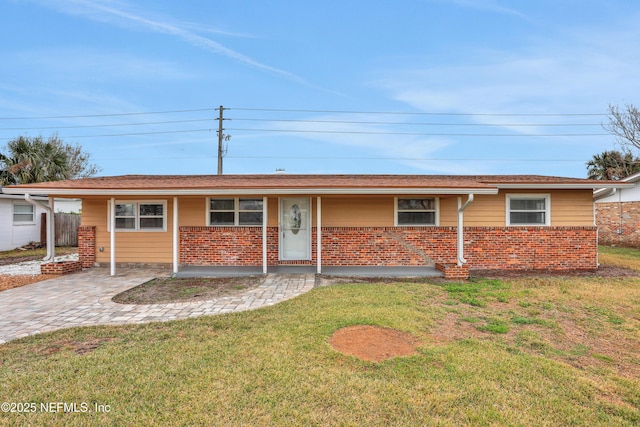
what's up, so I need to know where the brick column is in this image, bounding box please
[78,225,96,268]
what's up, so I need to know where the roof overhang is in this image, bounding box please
[0,187,499,197]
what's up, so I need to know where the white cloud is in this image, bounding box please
[32,0,309,84]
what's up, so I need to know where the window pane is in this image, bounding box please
[14,214,34,222]
[210,212,234,225]
[510,212,545,224]
[140,217,164,229]
[398,212,435,225]
[511,199,545,211]
[210,199,234,210]
[398,199,434,210]
[239,199,263,211]
[115,204,135,216]
[14,204,34,214]
[116,218,136,229]
[239,212,263,225]
[140,204,163,216]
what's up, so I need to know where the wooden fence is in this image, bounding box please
[41,213,81,247]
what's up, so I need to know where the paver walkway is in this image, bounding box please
[0,269,316,344]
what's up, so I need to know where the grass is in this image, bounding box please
[599,245,640,270]
[0,249,639,425]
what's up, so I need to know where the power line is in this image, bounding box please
[0,118,214,131]
[231,107,610,117]
[0,108,215,121]
[232,118,603,127]
[226,127,608,137]
[0,128,213,140]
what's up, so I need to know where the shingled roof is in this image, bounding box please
[2,174,628,196]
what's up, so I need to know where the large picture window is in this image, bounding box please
[396,198,438,226]
[13,203,35,224]
[209,198,263,226]
[109,201,166,231]
[507,194,550,226]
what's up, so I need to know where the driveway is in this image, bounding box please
[0,268,315,344]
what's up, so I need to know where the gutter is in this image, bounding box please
[457,194,474,267]
[24,193,55,262]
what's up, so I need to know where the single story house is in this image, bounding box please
[595,171,640,247]
[3,174,627,279]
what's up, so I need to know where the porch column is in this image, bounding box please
[457,194,474,266]
[48,197,56,261]
[110,197,116,276]
[262,197,268,274]
[173,197,179,274]
[317,196,322,274]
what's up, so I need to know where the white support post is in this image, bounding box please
[48,197,56,261]
[110,198,116,276]
[457,194,474,267]
[317,196,322,274]
[262,197,268,274]
[173,197,179,274]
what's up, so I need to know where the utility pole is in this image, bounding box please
[217,105,225,175]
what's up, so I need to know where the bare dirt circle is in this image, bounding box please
[329,325,419,362]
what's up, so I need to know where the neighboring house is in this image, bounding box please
[0,188,82,251]
[3,174,626,278]
[0,190,48,251]
[594,171,640,247]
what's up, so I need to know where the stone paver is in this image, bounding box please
[0,269,316,344]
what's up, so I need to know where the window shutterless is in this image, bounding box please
[396,198,438,226]
[209,198,263,226]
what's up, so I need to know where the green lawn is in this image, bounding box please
[0,251,639,425]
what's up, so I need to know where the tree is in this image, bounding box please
[0,134,101,185]
[603,103,640,151]
[586,149,640,180]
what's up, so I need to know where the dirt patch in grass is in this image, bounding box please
[112,276,263,304]
[0,274,58,292]
[329,325,419,362]
[39,338,114,356]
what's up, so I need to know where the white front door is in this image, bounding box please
[279,198,311,260]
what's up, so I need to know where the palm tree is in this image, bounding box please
[0,135,73,185]
[586,150,640,180]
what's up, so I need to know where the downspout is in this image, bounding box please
[24,194,55,262]
[457,194,474,267]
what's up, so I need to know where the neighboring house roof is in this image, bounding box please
[594,171,640,201]
[2,174,630,197]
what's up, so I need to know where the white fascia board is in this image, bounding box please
[494,183,634,190]
[1,187,499,196]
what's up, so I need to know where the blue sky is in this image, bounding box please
[1,0,640,178]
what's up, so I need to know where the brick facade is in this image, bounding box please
[78,225,96,268]
[596,201,640,247]
[177,225,597,272]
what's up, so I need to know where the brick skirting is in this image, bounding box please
[176,225,597,272]
[41,261,83,275]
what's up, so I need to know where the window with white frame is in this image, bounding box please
[109,201,166,231]
[507,194,550,226]
[13,202,35,224]
[208,198,263,226]
[396,198,438,226]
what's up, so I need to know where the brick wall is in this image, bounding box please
[464,227,597,271]
[78,225,96,268]
[596,202,640,247]
[177,225,596,271]
[180,226,264,266]
[41,261,83,275]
